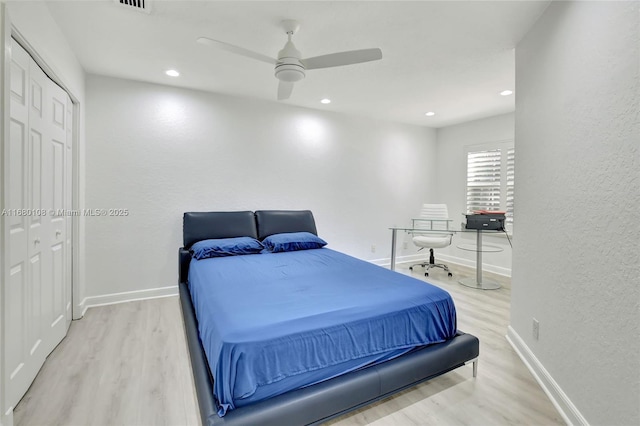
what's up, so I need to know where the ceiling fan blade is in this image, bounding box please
[196,37,276,65]
[277,81,295,100]
[301,48,382,70]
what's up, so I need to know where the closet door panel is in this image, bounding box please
[26,60,48,371]
[65,95,73,327]
[45,79,69,351]
[4,38,72,411]
[5,38,33,410]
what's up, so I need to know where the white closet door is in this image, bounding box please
[43,77,71,355]
[3,38,72,411]
[5,36,47,410]
[65,93,73,331]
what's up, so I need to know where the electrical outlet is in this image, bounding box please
[403,241,408,250]
[532,318,540,340]
[371,245,376,253]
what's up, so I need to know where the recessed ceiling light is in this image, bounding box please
[165,69,180,77]
[320,98,331,104]
[500,90,513,96]
[425,112,435,116]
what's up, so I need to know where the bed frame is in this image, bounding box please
[178,210,479,426]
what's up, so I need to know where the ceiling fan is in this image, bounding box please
[197,20,383,101]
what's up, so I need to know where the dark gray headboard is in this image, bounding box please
[179,210,318,284]
[182,210,319,247]
[183,211,258,248]
[255,210,317,240]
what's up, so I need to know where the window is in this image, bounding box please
[465,142,515,227]
[505,147,515,225]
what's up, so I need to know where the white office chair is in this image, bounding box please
[409,204,454,277]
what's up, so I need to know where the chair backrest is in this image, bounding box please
[414,204,450,231]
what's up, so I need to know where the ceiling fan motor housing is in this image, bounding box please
[275,61,305,82]
[275,39,305,82]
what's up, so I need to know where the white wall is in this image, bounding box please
[6,2,84,99]
[85,75,437,299]
[511,1,639,425]
[435,113,514,276]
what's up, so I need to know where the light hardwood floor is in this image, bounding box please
[14,262,564,426]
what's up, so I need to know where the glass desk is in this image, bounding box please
[389,225,505,290]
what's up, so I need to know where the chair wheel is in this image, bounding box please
[448,272,453,277]
[425,272,429,277]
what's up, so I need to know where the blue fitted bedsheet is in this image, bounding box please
[188,248,457,416]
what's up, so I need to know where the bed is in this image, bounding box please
[179,210,479,426]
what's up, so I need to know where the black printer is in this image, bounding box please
[465,212,506,231]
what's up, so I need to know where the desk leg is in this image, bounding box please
[476,230,483,284]
[458,229,501,290]
[390,228,397,271]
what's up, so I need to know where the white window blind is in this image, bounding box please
[466,149,502,212]
[466,144,515,228]
[506,147,515,225]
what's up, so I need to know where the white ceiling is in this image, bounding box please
[46,0,550,128]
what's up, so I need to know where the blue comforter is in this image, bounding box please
[188,248,457,416]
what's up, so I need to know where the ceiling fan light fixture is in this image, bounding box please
[275,63,305,82]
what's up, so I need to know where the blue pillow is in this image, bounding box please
[191,237,264,260]
[261,232,327,253]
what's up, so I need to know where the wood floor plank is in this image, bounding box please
[14,263,564,426]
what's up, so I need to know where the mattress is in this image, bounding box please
[188,248,457,416]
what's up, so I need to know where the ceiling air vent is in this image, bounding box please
[115,0,151,14]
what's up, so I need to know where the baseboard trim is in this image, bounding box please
[77,298,88,319]
[369,253,511,277]
[80,285,178,311]
[437,253,511,277]
[506,326,588,426]
[368,253,426,267]
[2,406,13,426]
